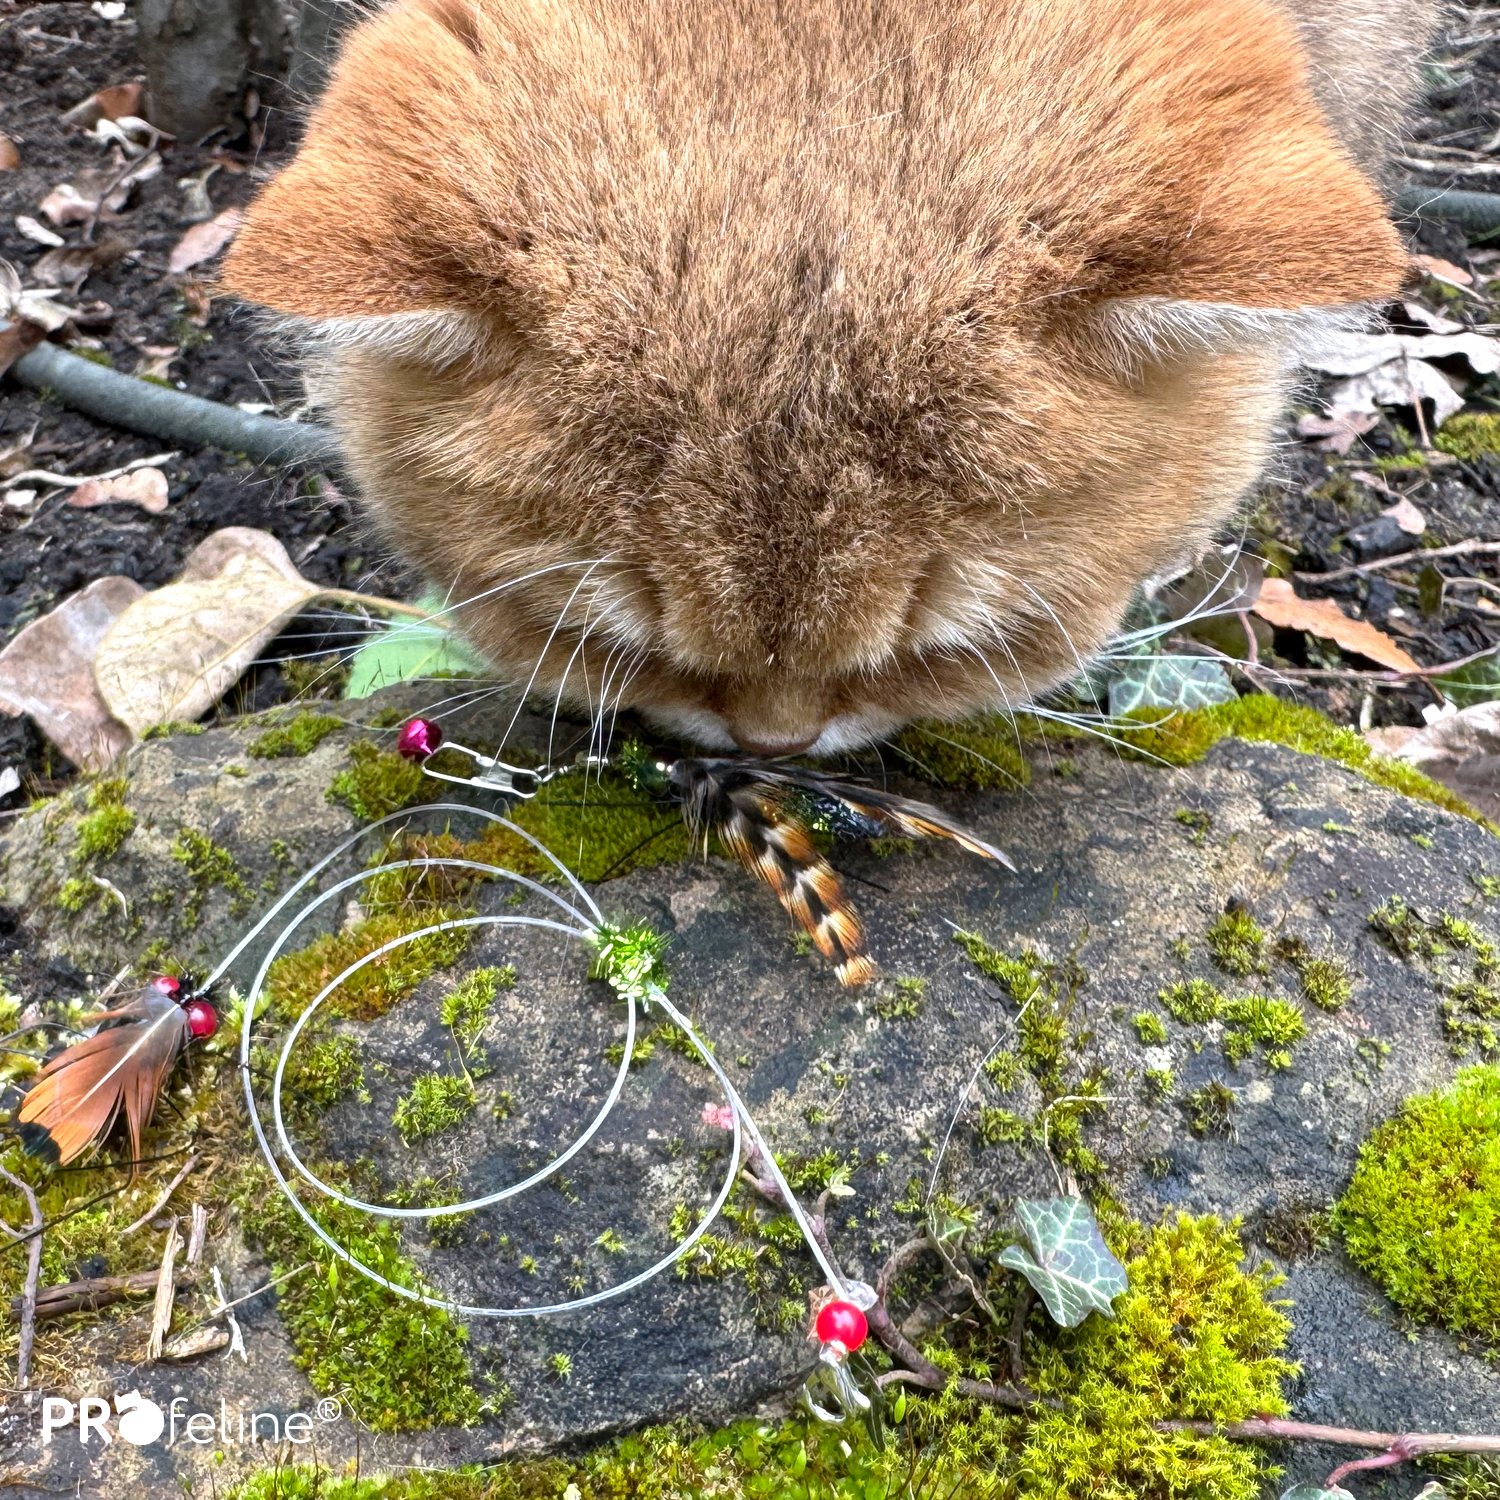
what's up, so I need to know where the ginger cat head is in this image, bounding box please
[225,0,1406,755]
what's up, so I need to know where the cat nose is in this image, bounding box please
[732,728,822,758]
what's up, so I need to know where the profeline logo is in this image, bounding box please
[41,1394,340,1447]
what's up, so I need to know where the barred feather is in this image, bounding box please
[666,757,1011,986]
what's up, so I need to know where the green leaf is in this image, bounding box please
[342,590,492,699]
[1280,1487,1356,1500]
[1434,652,1500,708]
[1107,653,1238,717]
[997,1196,1129,1327]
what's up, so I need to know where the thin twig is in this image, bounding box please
[118,1153,198,1238]
[1296,538,1500,583]
[145,1218,181,1362]
[0,1167,43,1388]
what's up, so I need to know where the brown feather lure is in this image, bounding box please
[627,749,1014,986]
[17,976,217,1166]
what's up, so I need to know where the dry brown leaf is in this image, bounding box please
[0,577,141,771]
[179,279,212,325]
[93,528,321,736]
[1251,578,1421,674]
[135,345,177,381]
[1369,703,1500,821]
[1411,253,1473,288]
[0,137,19,172]
[60,82,143,130]
[0,319,46,379]
[168,208,244,275]
[68,469,170,515]
[1296,410,1378,454]
[1383,498,1426,536]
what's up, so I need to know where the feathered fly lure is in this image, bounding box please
[618,742,1015,986]
[16,975,217,1166]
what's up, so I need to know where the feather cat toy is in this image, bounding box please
[17,975,217,1165]
[400,719,1014,986]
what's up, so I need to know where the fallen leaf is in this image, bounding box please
[0,318,45,378]
[1371,701,1500,821]
[1412,252,1473,287]
[1108,654,1238,717]
[68,469,170,514]
[38,154,160,227]
[179,280,212,325]
[1401,299,1464,334]
[1383,497,1426,536]
[1296,410,1379,454]
[1306,328,1500,428]
[996,1197,1130,1328]
[343,588,490,698]
[60,81,143,131]
[168,208,244,275]
[38,183,95,228]
[15,215,65,248]
[0,137,18,172]
[1251,579,1421,674]
[93,528,322,736]
[0,265,77,333]
[0,767,19,801]
[0,577,141,771]
[134,344,178,381]
[175,165,221,225]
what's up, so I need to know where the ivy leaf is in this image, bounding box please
[997,1196,1129,1327]
[1106,654,1238,717]
[343,591,492,699]
[1435,654,1500,708]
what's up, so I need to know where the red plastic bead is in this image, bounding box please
[184,1000,217,1039]
[815,1298,868,1352]
[152,974,181,998]
[397,718,442,760]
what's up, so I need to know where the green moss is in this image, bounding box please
[978,1107,1030,1145]
[1118,696,1497,831]
[1205,911,1266,977]
[1133,1012,1168,1045]
[56,877,94,913]
[282,655,350,700]
[1144,1068,1174,1100]
[74,346,113,368]
[265,910,473,1023]
[170,826,250,921]
[394,1073,477,1143]
[875,976,926,1020]
[1174,808,1213,845]
[328,740,425,821]
[248,710,344,759]
[282,1033,365,1112]
[232,1162,483,1431]
[889,715,1031,789]
[441,965,512,1069]
[73,777,134,863]
[1220,996,1305,1067]
[140,719,205,740]
[1335,1065,1500,1340]
[1184,1081,1236,1137]
[1159,978,1223,1023]
[1435,411,1500,460]
[1299,956,1352,1012]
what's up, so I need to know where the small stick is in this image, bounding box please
[146,1219,181,1362]
[1296,538,1500,583]
[0,1167,43,1388]
[118,1154,198,1238]
[185,1203,207,1266]
[212,1264,247,1363]
[13,1268,166,1321]
[0,452,177,491]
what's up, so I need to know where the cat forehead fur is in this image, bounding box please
[225,0,1416,754]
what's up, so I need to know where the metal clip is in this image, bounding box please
[802,1340,873,1425]
[418,742,548,799]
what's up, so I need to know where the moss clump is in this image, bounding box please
[1435,411,1500,461]
[248,711,343,759]
[282,1034,365,1113]
[1119,696,1496,831]
[394,1073,477,1143]
[1299,956,1352,1011]
[441,965,512,1070]
[890,716,1030,790]
[1185,1081,1236,1137]
[1220,996,1305,1069]
[1159,978,1222,1023]
[233,1163,482,1431]
[170,826,251,921]
[140,720,205,740]
[73,777,133,863]
[875,976,926,1020]
[1132,1011,1168,1045]
[1206,910,1266,977]
[1335,1065,1500,1340]
[56,877,94,913]
[1367,901,1499,1056]
[978,1106,1030,1145]
[265,911,473,1023]
[328,740,425,821]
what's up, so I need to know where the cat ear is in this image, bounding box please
[223,0,555,336]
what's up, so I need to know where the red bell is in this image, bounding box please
[152,974,181,998]
[397,718,443,759]
[184,1000,217,1039]
[815,1298,868,1352]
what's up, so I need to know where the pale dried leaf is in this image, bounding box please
[1373,702,1500,820]
[1251,579,1421,674]
[60,82,142,130]
[1326,358,1467,427]
[168,208,244,275]
[68,469,170,514]
[1305,329,1500,379]
[0,576,141,770]
[1412,252,1473,287]
[1296,410,1378,454]
[1402,300,1464,334]
[0,137,18,172]
[39,183,94,228]
[94,528,321,735]
[15,215,64,248]
[135,345,177,381]
[1383,498,1427,535]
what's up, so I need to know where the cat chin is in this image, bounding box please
[637,704,906,758]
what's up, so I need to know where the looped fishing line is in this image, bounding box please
[208,801,850,1320]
